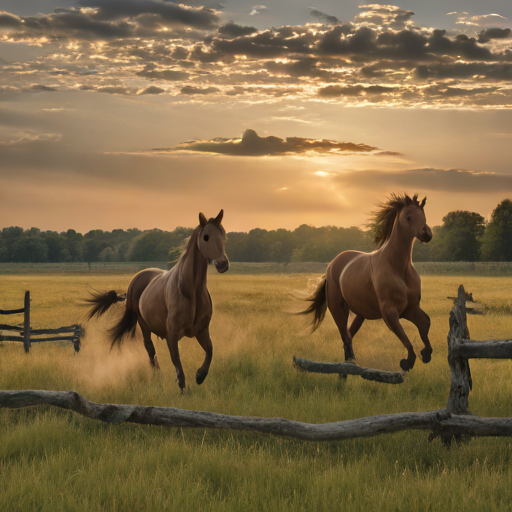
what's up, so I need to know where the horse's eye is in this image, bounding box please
[203,235,209,242]
[407,216,412,221]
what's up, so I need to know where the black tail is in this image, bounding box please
[295,275,327,332]
[84,290,137,348]
[84,290,125,320]
[108,305,138,349]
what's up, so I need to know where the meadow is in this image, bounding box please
[1,271,512,511]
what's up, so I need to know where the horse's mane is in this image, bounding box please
[367,193,424,248]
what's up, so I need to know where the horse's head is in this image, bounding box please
[401,196,432,243]
[197,209,229,273]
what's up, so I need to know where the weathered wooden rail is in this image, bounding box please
[1,285,512,445]
[292,356,404,384]
[0,291,83,352]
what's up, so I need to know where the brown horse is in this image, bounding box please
[299,194,433,372]
[85,210,228,390]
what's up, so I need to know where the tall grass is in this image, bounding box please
[1,274,512,511]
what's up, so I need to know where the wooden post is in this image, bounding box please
[446,285,472,415]
[23,291,30,354]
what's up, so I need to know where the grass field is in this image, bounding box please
[1,272,512,511]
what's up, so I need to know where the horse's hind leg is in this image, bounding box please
[402,307,432,364]
[327,281,355,362]
[349,315,365,338]
[139,320,160,370]
[195,328,213,385]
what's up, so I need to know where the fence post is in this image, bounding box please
[23,291,30,354]
[446,285,472,415]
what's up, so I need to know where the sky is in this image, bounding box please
[0,1,512,233]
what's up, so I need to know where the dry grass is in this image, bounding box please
[1,273,512,511]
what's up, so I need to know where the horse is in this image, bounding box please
[85,210,229,391]
[299,193,433,372]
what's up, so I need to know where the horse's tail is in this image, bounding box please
[84,290,137,348]
[294,275,328,332]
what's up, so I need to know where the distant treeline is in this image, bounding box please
[2,199,512,263]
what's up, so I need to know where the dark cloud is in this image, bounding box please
[478,28,512,44]
[218,21,258,38]
[30,84,58,92]
[138,85,165,94]
[0,2,219,42]
[96,85,132,94]
[309,8,339,25]
[318,84,395,97]
[336,168,512,193]
[78,0,219,28]
[414,62,512,81]
[180,85,220,95]
[136,63,190,81]
[149,128,380,156]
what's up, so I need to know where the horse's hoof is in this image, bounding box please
[196,371,207,385]
[400,357,416,372]
[420,348,432,364]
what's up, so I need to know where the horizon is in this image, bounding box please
[1,1,512,232]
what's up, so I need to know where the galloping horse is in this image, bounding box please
[85,210,228,390]
[300,194,433,372]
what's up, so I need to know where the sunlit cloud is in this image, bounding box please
[145,128,392,156]
[0,3,511,108]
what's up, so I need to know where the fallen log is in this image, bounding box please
[293,356,404,384]
[0,389,447,441]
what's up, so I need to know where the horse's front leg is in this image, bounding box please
[402,306,432,364]
[166,331,186,392]
[381,305,416,371]
[195,328,213,385]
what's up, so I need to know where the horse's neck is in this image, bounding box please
[379,218,415,272]
[178,236,208,294]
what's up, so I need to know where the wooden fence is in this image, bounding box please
[0,291,83,353]
[1,285,512,445]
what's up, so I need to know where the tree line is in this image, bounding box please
[1,199,512,263]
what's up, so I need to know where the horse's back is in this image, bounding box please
[328,250,366,283]
[127,268,165,310]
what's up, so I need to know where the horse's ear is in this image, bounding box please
[214,209,224,225]
[199,212,207,227]
[420,197,427,208]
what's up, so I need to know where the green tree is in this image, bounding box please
[11,237,48,262]
[432,211,485,262]
[481,199,512,261]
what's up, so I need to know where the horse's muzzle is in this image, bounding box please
[214,257,229,273]
[418,226,432,243]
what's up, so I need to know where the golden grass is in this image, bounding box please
[1,273,512,511]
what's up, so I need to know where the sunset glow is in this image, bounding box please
[0,1,511,231]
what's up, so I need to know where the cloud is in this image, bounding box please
[336,168,512,193]
[309,7,339,25]
[0,2,219,43]
[180,85,220,95]
[138,85,165,94]
[0,131,62,146]
[249,5,266,16]
[318,84,396,97]
[148,128,382,156]
[478,28,511,43]
[1,3,512,108]
[136,63,190,81]
[218,21,258,38]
